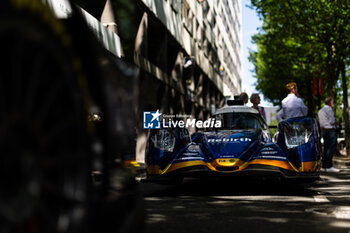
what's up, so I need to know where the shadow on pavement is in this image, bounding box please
[143,177,319,197]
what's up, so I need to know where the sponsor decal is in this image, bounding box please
[261,151,278,154]
[175,157,205,161]
[207,138,252,143]
[261,147,275,151]
[217,158,238,164]
[182,152,200,156]
[219,155,239,158]
[257,156,287,160]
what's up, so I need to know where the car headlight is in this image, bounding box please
[283,122,312,148]
[151,129,176,152]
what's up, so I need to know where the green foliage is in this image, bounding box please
[249,0,350,116]
[111,0,142,62]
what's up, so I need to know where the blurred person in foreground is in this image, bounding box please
[318,97,339,172]
[276,82,307,122]
[250,93,266,120]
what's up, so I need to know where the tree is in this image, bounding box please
[249,0,350,155]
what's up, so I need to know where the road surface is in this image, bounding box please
[140,167,350,233]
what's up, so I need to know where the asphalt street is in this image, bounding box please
[139,166,350,233]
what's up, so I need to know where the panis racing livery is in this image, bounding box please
[145,104,321,183]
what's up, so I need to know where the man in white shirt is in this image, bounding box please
[276,82,308,122]
[318,97,339,172]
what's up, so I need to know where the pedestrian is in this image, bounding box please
[276,82,308,122]
[240,92,248,106]
[318,97,339,172]
[250,93,266,120]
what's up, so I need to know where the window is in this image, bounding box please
[170,0,181,13]
[182,1,193,34]
[202,1,209,18]
[210,12,216,28]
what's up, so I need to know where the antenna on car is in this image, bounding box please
[227,96,244,106]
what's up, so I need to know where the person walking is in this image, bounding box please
[250,93,266,120]
[318,97,339,172]
[276,82,308,122]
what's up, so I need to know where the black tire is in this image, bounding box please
[0,1,94,232]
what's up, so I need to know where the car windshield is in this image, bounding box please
[214,112,266,131]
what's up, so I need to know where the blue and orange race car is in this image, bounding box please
[145,104,321,183]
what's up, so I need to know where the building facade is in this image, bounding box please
[56,0,243,162]
[131,0,242,162]
[134,0,242,118]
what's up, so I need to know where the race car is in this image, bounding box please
[145,103,321,183]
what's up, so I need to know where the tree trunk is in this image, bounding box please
[341,60,350,156]
[331,66,339,118]
[307,77,314,117]
[325,44,338,100]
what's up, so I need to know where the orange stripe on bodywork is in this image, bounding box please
[242,159,295,171]
[166,160,215,173]
[146,160,215,175]
[147,159,320,175]
[162,159,296,173]
[302,161,320,172]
